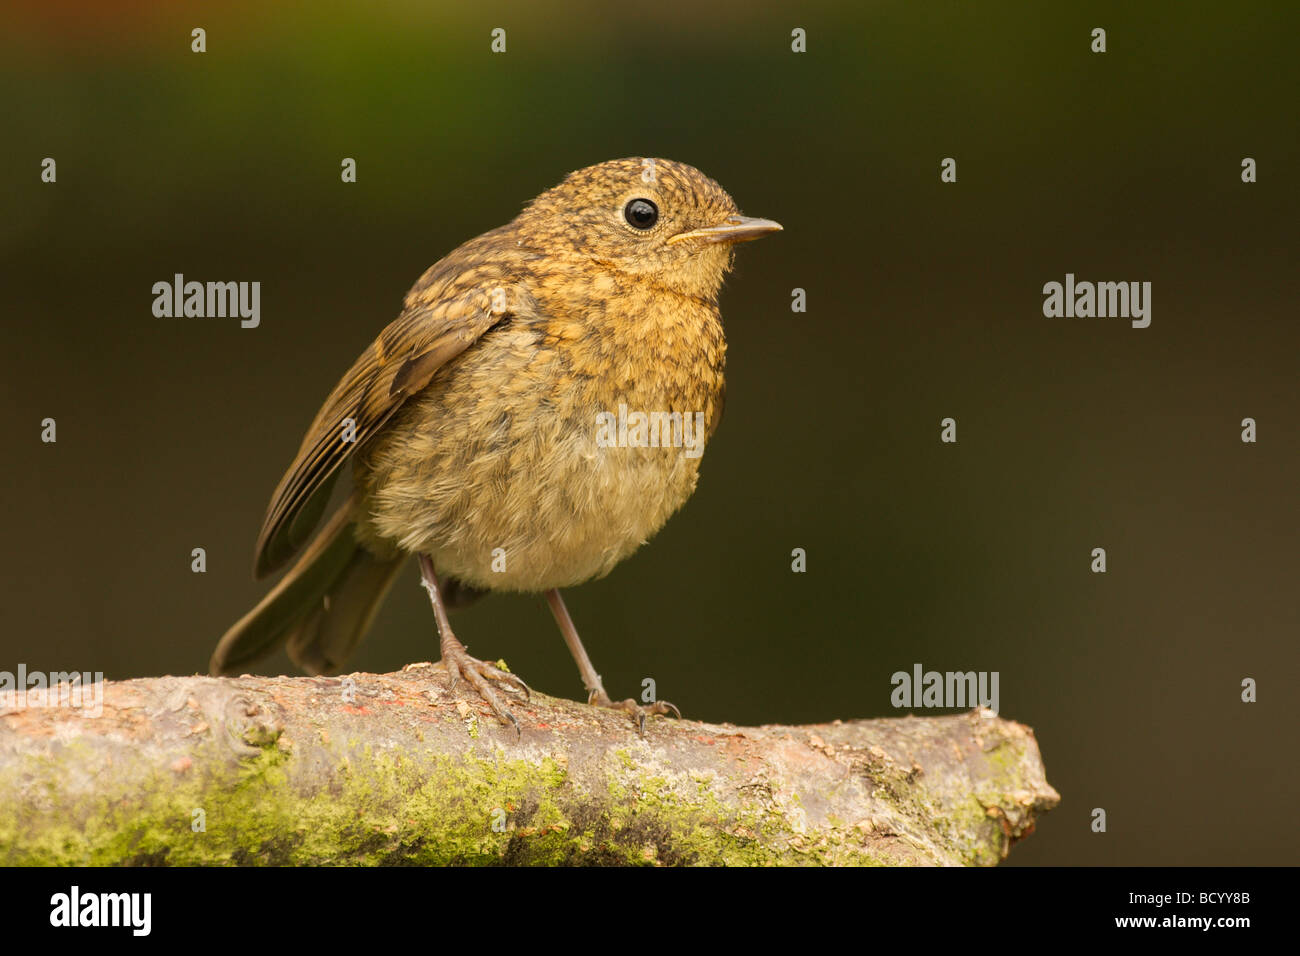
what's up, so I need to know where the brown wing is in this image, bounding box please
[253,246,537,577]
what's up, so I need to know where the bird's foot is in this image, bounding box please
[588,689,680,736]
[440,645,530,736]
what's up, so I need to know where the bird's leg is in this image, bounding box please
[418,554,529,734]
[545,588,680,735]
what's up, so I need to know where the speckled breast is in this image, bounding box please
[353,295,726,592]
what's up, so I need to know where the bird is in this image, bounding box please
[210,157,781,734]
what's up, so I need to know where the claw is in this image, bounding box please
[440,649,529,737]
[587,690,681,734]
[479,660,530,700]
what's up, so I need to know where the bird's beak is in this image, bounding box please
[667,215,783,245]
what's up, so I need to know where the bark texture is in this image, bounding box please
[0,665,1059,865]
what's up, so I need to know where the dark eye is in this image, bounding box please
[623,198,658,230]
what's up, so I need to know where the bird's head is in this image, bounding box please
[515,157,781,301]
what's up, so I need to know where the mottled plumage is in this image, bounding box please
[212,158,780,731]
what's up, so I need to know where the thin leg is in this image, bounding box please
[419,554,529,735]
[545,588,680,735]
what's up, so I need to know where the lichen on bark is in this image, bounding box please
[0,666,1059,865]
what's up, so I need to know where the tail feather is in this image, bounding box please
[285,548,405,674]
[210,497,404,676]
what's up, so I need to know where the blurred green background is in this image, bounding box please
[2,0,1297,865]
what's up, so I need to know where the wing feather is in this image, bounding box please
[253,249,536,577]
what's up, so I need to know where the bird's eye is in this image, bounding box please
[623,198,659,230]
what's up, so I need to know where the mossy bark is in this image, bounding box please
[0,664,1058,865]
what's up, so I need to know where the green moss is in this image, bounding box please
[0,721,1029,866]
[0,738,580,866]
[596,751,888,867]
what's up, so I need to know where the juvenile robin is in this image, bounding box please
[210,157,781,733]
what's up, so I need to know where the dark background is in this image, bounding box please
[3,0,1297,865]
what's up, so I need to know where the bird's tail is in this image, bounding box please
[210,495,406,676]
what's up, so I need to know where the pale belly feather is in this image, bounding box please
[352,319,717,591]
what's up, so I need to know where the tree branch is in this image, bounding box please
[0,665,1058,865]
